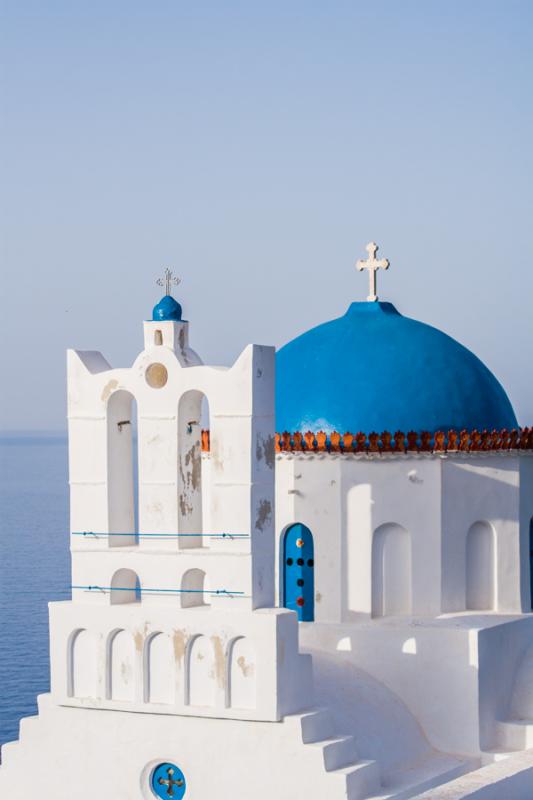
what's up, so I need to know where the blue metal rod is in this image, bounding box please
[71,585,246,596]
[71,532,250,539]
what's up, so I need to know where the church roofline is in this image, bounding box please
[200,427,533,456]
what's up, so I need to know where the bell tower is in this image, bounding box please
[50,275,312,720]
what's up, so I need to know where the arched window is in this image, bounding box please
[110,568,141,604]
[107,389,138,546]
[180,568,210,608]
[372,523,412,617]
[465,521,495,611]
[177,390,210,548]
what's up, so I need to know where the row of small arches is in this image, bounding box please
[102,568,211,606]
[69,629,256,710]
[371,520,498,616]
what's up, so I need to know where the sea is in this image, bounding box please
[0,433,70,748]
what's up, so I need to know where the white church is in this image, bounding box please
[1,246,533,799]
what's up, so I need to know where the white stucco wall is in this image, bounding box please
[275,452,530,623]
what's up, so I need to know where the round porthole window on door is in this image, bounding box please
[151,763,186,799]
[145,362,168,389]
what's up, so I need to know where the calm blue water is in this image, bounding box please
[0,435,70,747]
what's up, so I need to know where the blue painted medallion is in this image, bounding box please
[283,523,314,622]
[151,763,186,799]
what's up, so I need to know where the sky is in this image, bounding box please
[1,0,532,431]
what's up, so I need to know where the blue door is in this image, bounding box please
[283,523,314,621]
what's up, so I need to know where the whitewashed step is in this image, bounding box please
[299,708,335,743]
[368,754,473,799]
[284,707,381,798]
[481,747,519,765]
[37,693,52,714]
[308,734,358,771]
[337,760,382,800]
[18,715,40,744]
[0,741,20,767]
[494,719,533,751]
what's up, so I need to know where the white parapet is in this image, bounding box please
[49,601,312,722]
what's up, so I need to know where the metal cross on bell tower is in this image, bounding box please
[157,267,181,297]
[356,242,390,302]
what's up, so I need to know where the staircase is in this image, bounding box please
[285,707,382,799]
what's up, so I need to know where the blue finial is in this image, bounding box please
[152,267,183,321]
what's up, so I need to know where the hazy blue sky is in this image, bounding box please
[1,0,532,431]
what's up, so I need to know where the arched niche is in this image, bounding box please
[145,632,174,704]
[466,521,495,611]
[372,523,412,617]
[177,390,210,548]
[69,629,97,699]
[187,635,216,707]
[228,637,256,710]
[180,568,210,608]
[107,389,138,546]
[110,568,141,604]
[107,629,135,702]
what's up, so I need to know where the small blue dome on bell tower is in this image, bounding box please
[152,267,183,321]
[152,295,182,321]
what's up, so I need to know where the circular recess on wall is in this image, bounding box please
[151,763,186,799]
[145,362,168,389]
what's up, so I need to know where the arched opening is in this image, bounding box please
[145,632,174,704]
[107,390,138,546]
[282,524,314,622]
[180,568,210,608]
[110,568,141,604]
[177,390,210,548]
[466,521,495,611]
[372,523,412,617]
[187,635,216,707]
[530,518,533,611]
[69,629,97,699]
[107,629,135,701]
[228,637,256,709]
[154,329,163,346]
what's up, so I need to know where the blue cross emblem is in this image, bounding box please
[151,763,186,799]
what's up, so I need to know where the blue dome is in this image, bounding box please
[276,302,517,434]
[152,294,182,322]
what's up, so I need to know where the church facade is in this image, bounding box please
[1,252,533,799]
